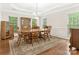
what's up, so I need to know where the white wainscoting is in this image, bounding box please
[51,27,70,39]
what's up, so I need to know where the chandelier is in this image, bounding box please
[32,3,39,20]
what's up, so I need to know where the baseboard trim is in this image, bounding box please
[51,35,69,40]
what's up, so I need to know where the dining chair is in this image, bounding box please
[41,28,50,41]
[32,26,40,29]
[16,31,28,46]
[44,26,48,29]
[48,26,52,38]
[16,32,23,46]
[29,30,39,46]
[44,26,52,38]
[23,32,31,44]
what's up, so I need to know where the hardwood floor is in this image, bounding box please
[0,40,10,55]
[38,39,79,55]
[0,38,79,55]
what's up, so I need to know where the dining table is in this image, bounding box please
[16,28,49,46]
[20,28,48,43]
[21,28,48,33]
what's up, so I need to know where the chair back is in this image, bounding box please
[32,26,40,29]
[30,30,39,39]
[43,26,52,37]
[48,26,52,34]
[44,29,49,36]
[44,26,48,29]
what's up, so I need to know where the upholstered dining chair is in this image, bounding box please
[48,26,52,38]
[16,32,23,46]
[44,26,52,38]
[32,26,40,29]
[16,31,29,46]
[23,32,31,44]
[29,30,40,46]
[41,28,50,41]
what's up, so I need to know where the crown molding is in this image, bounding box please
[1,4,79,17]
[2,9,32,17]
[40,4,79,16]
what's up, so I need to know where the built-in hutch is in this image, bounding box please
[69,12,79,49]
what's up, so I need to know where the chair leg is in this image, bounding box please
[69,45,72,50]
[50,35,53,38]
[40,36,45,42]
[17,38,21,46]
[48,36,50,41]
[36,39,39,44]
[42,36,46,42]
[32,43,33,46]
[31,39,34,46]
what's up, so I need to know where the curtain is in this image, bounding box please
[43,18,47,27]
[68,12,79,29]
[9,16,17,32]
[32,18,37,27]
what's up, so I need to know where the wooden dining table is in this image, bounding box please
[16,28,49,46]
[20,28,48,43]
[21,28,47,33]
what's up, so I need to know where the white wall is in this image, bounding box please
[47,12,69,39]
[0,4,2,40]
[0,4,1,24]
[46,5,79,39]
[1,4,79,39]
[1,11,43,32]
[1,11,32,31]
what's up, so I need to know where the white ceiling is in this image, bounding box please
[1,3,79,16]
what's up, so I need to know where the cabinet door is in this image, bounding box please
[1,21,6,39]
[71,29,79,47]
[21,17,31,30]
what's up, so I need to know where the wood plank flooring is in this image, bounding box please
[0,38,79,55]
[38,39,79,55]
[0,40,10,55]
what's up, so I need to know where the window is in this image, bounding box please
[68,12,79,28]
[32,18,37,27]
[43,18,47,27]
[9,16,17,32]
